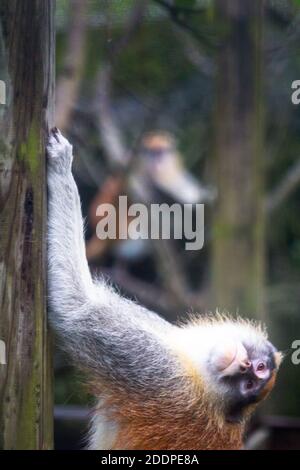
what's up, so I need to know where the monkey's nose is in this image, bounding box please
[239,360,252,373]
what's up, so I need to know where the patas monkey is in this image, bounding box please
[47,129,281,450]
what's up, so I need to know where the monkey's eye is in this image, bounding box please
[240,378,257,395]
[246,379,254,390]
[143,148,166,159]
[252,359,269,379]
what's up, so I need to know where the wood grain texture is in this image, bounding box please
[0,0,55,449]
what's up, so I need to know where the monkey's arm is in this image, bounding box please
[47,129,178,392]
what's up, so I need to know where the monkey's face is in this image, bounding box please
[211,338,282,423]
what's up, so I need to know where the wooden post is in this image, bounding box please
[0,0,54,449]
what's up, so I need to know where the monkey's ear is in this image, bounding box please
[274,351,284,368]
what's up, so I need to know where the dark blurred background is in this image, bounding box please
[54,0,300,449]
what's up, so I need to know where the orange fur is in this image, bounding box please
[87,350,279,450]
[86,321,280,450]
[90,378,244,450]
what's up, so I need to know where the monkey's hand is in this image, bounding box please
[47,127,73,175]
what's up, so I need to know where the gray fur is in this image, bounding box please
[47,130,180,394]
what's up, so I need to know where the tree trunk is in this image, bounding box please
[0,0,54,449]
[212,0,265,318]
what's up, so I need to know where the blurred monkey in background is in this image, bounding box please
[86,131,215,262]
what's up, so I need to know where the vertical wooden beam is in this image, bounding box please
[0,0,54,449]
